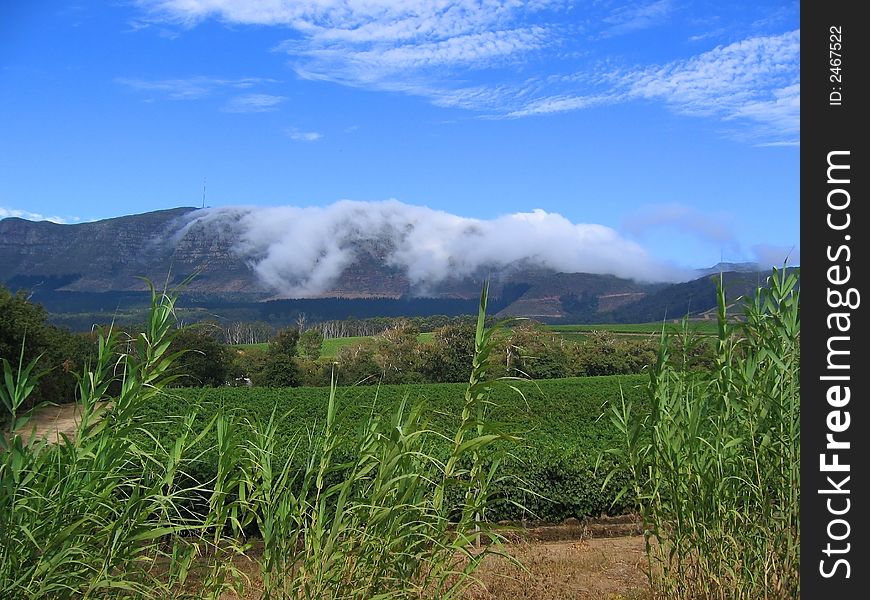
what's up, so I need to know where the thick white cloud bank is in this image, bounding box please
[175,200,691,297]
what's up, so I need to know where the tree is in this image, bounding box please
[298,329,324,360]
[252,327,302,387]
[228,346,267,385]
[502,321,568,379]
[374,321,422,384]
[334,341,380,385]
[167,327,233,387]
[221,321,274,345]
[0,285,95,406]
[567,331,659,376]
[269,327,300,356]
[419,321,476,383]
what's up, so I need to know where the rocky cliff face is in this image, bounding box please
[0,207,258,294]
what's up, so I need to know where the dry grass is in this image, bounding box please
[465,536,649,600]
[191,533,650,600]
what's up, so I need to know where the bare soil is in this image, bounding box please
[465,535,650,600]
[15,401,110,443]
[213,533,650,600]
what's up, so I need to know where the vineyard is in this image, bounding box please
[145,375,648,522]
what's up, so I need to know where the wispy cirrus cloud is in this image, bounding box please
[116,76,277,100]
[508,30,799,144]
[600,0,674,39]
[629,30,799,143]
[137,1,558,37]
[505,93,621,117]
[138,1,559,87]
[285,128,323,142]
[222,93,287,113]
[626,31,798,114]
[133,1,799,144]
[688,27,728,43]
[283,27,547,82]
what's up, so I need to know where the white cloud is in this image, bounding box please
[0,207,80,224]
[507,30,799,144]
[285,128,323,142]
[626,31,799,128]
[133,2,799,144]
[504,93,620,117]
[138,1,554,35]
[311,27,545,73]
[688,28,727,43]
[600,0,674,38]
[139,1,557,92]
[117,76,277,100]
[173,200,690,297]
[222,93,287,112]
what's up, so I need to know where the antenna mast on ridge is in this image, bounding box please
[201,177,207,209]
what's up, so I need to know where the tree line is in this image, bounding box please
[213,319,712,388]
[1,284,714,401]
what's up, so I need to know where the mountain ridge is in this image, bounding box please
[1,207,779,329]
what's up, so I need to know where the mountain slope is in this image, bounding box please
[0,207,250,293]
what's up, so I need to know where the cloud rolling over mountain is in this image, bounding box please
[175,200,690,297]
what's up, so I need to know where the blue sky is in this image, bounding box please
[0,1,799,272]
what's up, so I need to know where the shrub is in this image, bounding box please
[168,326,233,386]
[298,328,324,360]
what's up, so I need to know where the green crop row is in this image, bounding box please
[139,375,649,522]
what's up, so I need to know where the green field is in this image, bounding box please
[147,375,648,521]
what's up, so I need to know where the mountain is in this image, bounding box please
[1,207,777,329]
[0,207,256,295]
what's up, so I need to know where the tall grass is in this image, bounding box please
[1,283,515,599]
[1,284,231,598]
[209,281,518,599]
[607,267,800,599]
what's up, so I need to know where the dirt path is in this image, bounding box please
[15,402,110,443]
[467,535,649,599]
[217,535,650,600]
